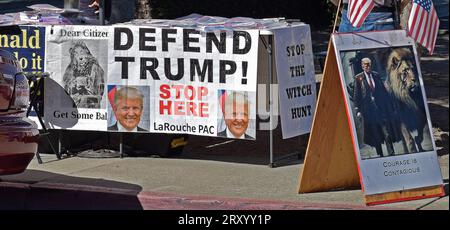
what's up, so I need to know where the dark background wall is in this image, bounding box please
[1,0,448,30]
[150,0,334,30]
[0,0,64,13]
[0,0,335,29]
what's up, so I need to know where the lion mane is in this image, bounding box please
[386,47,427,153]
[62,41,105,108]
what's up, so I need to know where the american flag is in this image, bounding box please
[108,85,117,111]
[219,89,227,114]
[347,0,375,28]
[408,0,440,55]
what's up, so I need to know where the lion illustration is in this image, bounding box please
[386,47,427,154]
[63,41,105,108]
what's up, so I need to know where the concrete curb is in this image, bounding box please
[137,191,402,210]
[0,181,406,210]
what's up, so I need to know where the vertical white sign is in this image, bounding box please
[274,24,316,139]
[45,25,109,131]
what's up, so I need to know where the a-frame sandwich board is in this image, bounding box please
[298,34,444,206]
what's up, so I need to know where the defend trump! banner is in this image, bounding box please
[43,25,258,139]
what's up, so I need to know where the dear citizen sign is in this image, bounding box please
[274,25,316,139]
[43,25,258,137]
[44,26,109,130]
[333,30,443,195]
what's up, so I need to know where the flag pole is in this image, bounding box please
[333,0,342,33]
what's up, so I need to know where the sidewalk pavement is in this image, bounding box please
[0,33,448,210]
[0,153,448,210]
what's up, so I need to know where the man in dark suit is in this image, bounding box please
[217,91,255,140]
[108,86,147,132]
[107,122,147,132]
[354,57,394,157]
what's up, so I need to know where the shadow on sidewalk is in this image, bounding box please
[428,103,449,156]
[421,34,449,157]
[0,170,143,210]
[180,118,308,167]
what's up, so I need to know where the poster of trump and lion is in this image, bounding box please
[333,30,442,195]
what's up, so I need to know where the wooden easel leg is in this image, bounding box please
[298,40,360,193]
